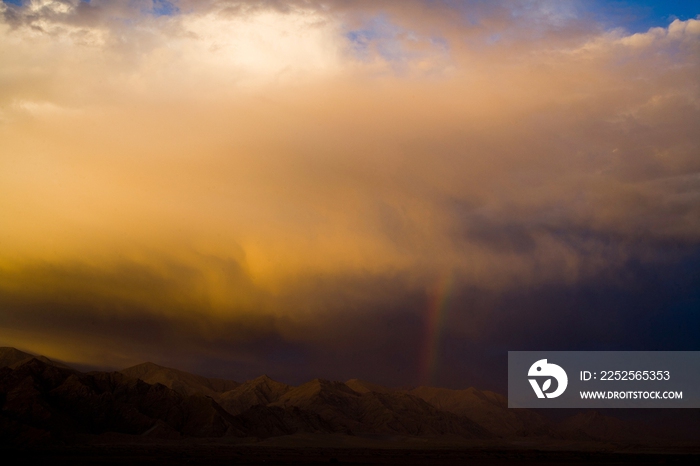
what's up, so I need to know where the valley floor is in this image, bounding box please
[3,445,699,466]
[3,439,699,466]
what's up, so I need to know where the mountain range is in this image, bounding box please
[0,347,684,447]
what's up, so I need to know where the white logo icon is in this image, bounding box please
[528,359,568,398]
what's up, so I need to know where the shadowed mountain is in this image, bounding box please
[557,411,658,443]
[343,379,548,437]
[120,362,239,398]
[271,379,492,438]
[217,375,292,415]
[0,358,238,443]
[0,357,335,444]
[408,386,550,437]
[0,348,685,447]
[345,379,394,394]
[229,405,336,438]
[0,347,73,371]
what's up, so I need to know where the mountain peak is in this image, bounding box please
[0,347,73,370]
[303,378,356,393]
[121,361,166,373]
[0,347,34,368]
[345,379,394,394]
[240,374,288,390]
[120,361,238,397]
[251,374,274,383]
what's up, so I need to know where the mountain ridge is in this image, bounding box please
[120,361,239,397]
[0,347,682,446]
[0,347,74,371]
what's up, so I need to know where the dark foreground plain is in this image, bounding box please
[3,443,700,466]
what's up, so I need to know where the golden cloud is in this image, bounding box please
[0,1,698,369]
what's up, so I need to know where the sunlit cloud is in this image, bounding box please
[0,0,698,385]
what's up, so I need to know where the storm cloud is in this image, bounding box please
[1,0,698,389]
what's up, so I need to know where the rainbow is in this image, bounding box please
[419,273,454,386]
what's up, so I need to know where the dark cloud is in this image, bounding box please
[1,244,697,390]
[0,1,698,389]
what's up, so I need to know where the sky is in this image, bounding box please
[1,0,699,391]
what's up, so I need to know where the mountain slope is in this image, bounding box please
[0,358,242,442]
[0,357,335,443]
[345,379,394,394]
[271,379,491,438]
[0,347,73,371]
[120,362,239,398]
[409,386,549,437]
[557,411,657,443]
[1,347,678,447]
[217,375,292,415]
